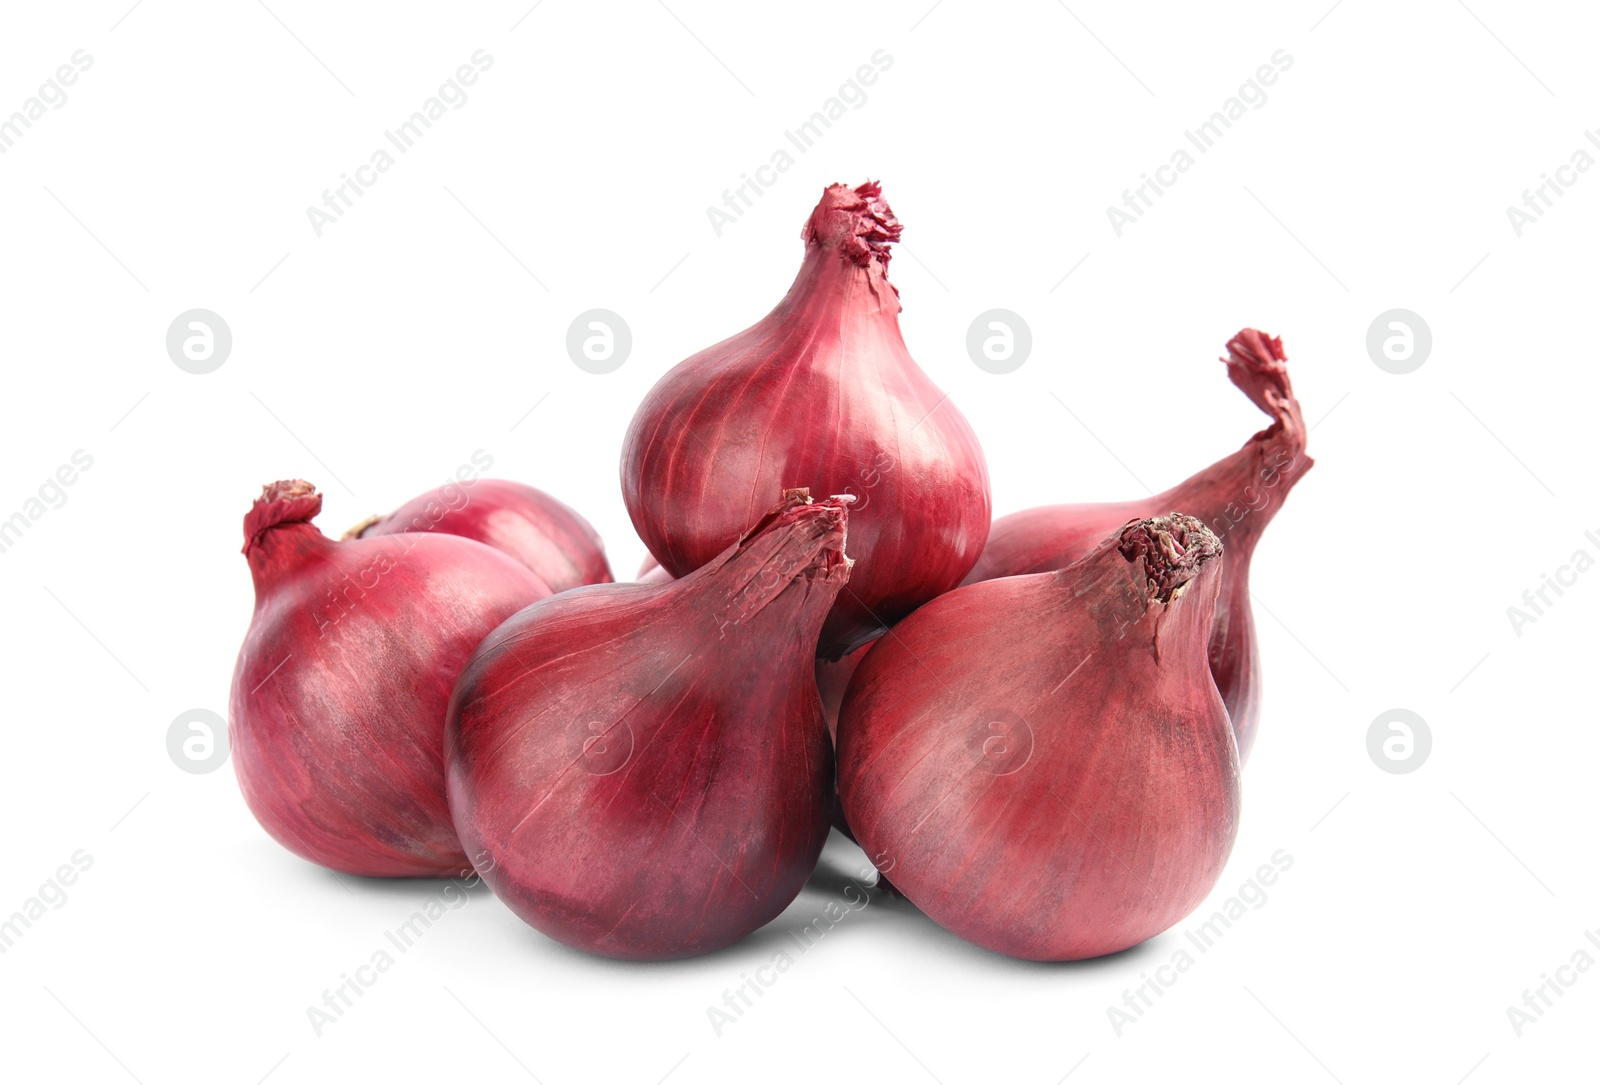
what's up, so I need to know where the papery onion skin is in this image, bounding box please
[229,480,552,877]
[621,181,991,658]
[962,329,1310,762]
[446,491,851,960]
[351,478,612,593]
[838,514,1239,962]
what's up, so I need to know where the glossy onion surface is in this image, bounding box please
[622,181,990,658]
[354,478,612,593]
[447,491,851,959]
[839,514,1239,961]
[963,330,1310,761]
[230,480,551,877]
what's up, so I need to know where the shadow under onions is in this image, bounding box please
[333,870,495,903]
[779,832,1173,975]
[264,832,1168,973]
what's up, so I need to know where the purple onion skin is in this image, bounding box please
[818,643,871,742]
[230,481,551,878]
[621,182,990,659]
[962,330,1311,762]
[356,478,612,593]
[839,515,1239,962]
[446,492,850,960]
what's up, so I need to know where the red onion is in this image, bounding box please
[621,181,991,658]
[838,514,1238,961]
[446,490,851,960]
[350,478,612,593]
[962,329,1310,761]
[229,480,551,877]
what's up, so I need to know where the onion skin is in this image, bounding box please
[961,329,1310,761]
[621,181,991,658]
[446,491,851,960]
[817,643,871,742]
[351,478,612,593]
[838,515,1239,961]
[229,480,551,877]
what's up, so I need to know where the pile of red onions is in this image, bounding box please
[226,180,1313,964]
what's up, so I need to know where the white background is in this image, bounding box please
[1,1,1594,1081]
